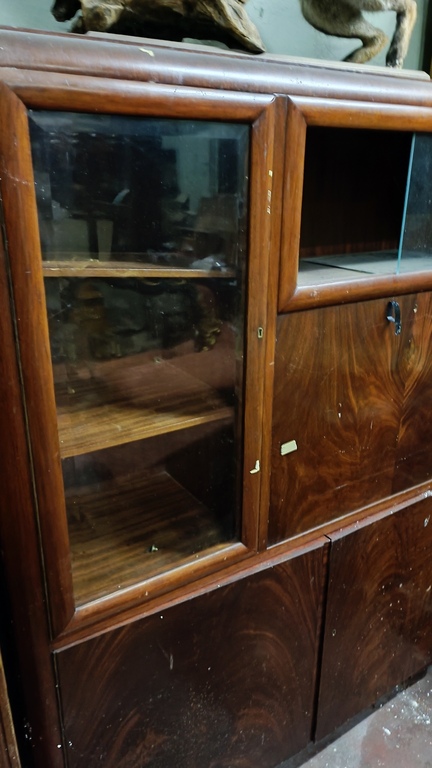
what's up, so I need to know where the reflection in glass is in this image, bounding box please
[29,111,249,604]
[297,127,412,286]
[399,134,432,273]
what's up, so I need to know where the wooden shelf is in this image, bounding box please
[42,258,236,279]
[55,354,234,458]
[298,251,398,287]
[67,470,232,605]
[298,251,432,288]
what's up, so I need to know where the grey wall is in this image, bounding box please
[0,0,427,71]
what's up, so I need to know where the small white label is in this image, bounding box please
[281,440,298,456]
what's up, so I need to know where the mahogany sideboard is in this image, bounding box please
[1,26,432,768]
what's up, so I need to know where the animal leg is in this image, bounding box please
[80,0,124,31]
[386,0,417,67]
[51,0,81,22]
[300,0,388,64]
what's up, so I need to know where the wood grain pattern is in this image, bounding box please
[316,495,432,739]
[0,81,75,637]
[56,544,328,768]
[0,652,20,767]
[393,292,432,492]
[291,95,432,131]
[240,99,279,552]
[3,68,273,122]
[270,292,432,543]
[269,298,406,541]
[278,100,307,311]
[283,269,432,312]
[0,28,429,105]
[55,354,233,458]
[67,469,233,605]
[43,260,236,279]
[256,95,287,551]
[0,85,64,766]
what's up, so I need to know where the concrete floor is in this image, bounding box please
[281,667,432,768]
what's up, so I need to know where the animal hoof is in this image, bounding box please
[386,50,403,68]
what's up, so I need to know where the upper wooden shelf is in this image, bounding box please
[42,258,236,280]
[55,354,234,458]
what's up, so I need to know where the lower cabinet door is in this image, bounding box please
[55,543,328,768]
[316,494,432,741]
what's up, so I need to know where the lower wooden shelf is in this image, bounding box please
[66,470,233,606]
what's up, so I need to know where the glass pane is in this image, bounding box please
[297,127,412,287]
[30,111,249,605]
[399,133,432,273]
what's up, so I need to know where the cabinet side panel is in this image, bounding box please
[316,497,432,740]
[269,300,404,541]
[0,651,20,768]
[0,85,63,767]
[56,546,328,768]
[0,82,74,635]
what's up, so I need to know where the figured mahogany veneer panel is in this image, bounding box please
[269,299,405,541]
[56,545,327,768]
[393,292,432,491]
[316,496,432,739]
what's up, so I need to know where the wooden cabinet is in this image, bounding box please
[2,26,432,768]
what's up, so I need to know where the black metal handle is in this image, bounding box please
[387,300,402,335]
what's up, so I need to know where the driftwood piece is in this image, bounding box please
[52,0,265,53]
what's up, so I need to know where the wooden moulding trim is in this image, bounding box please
[278,99,307,310]
[281,270,432,313]
[267,479,432,553]
[52,536,330,651]
[256,95,288,552]
[56,542,251,646]
[290,96,432,131]
[241,100,277,551]
[325,482,432,543]
[0,93,64,765]
[0,82,75,637]
[0,29,431,106]
[1,67,274,121]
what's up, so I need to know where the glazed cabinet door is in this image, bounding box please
[0,79,278,639]
[270,292,432,543]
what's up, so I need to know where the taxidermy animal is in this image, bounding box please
[51,0,416,66]
[51,0,265,53]
[300,0,417,67]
